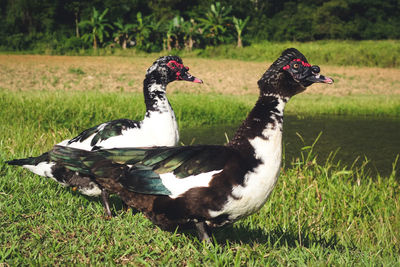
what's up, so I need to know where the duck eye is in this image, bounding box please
[293,63,299,69]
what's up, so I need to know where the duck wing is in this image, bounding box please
[67,119,140,149]
[50,145,235,195]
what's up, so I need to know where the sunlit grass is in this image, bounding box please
[186,40,400,68]
[1,130,399,265]
[3,40,399,68]
[1,89,399,265]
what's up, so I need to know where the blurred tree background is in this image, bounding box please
[0,0,399,52]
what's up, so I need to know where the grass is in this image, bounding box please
[191,40,400,68]
[1,88,399,265]
[286,94,400,117]
[3,40,400,68]
[1,129,399,265]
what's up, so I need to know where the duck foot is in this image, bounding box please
[101,189,112,218]
[122,202,130,212]
[195,222,212,243]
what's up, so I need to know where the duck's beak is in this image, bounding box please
[306,73,334,84]
[179,71,203,83]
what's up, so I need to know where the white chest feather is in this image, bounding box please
[209,99,285,221]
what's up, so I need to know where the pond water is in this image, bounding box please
[180,115,400,177]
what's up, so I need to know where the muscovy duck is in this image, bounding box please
[49,48,333,241]
[6,55,202,217]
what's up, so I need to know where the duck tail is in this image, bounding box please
[6,152,50,166]
[50,145,130,181]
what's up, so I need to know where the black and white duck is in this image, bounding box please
[6,55,202,217]
[49,48,333,241]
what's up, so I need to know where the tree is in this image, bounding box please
[113,19,134,49]
[164,19,175,51]
[79,7,113,49]
[146,18,164,52]
[172,15,186,49]
[198,2,232,46]
[132,12,151,50]
[65,1,86,38]
[181,19,198,51]
[232,16,249,48]
[312,0,349,39]
[163,16,198,51]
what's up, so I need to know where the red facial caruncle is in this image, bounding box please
[167,60,189,80]
[283,58,311,70]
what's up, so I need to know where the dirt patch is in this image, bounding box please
[1,55,399,96]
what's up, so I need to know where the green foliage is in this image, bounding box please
[79,8,113,49]
[163,16,199,51]
[198,2,233,46]
[232,16,249,47]
[113,19,135,49]
[249,0,400,42]
[1,0,399,52]
[132,12,152,51]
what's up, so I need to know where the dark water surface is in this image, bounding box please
[180,115,400,177]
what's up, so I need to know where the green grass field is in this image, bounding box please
[3,40,400,68]
[1,89,399,265]
[1,89,399,154]
[193,40,400,68]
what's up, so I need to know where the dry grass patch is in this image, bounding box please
[1,55,400,96]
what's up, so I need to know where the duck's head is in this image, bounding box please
[258,48,333,98]
[146,55,203,85]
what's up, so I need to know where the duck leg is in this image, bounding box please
[195,222,212,242]
[122,202,130,212]
[101,189,112,218]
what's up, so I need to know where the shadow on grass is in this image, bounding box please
[210,224,345,250]
[70,190,345,250]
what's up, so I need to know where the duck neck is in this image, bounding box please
[228,93,288,161]
[143,77,174,117]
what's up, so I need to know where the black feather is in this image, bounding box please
[6,152,49,166]
[68,119,140,146]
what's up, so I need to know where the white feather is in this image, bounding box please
[160,170,222,199]
[23,162,69,186]
[65,84,178,150]
[96,111,178,149]
[23,161,55,178]
[208,98,286,222]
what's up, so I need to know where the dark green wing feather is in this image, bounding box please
[67,119,140,147]
[123,165,172,195]
[50,145,94,175]
[172,146,232,178]
[50,145,236,195]
[100,145,232,177]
